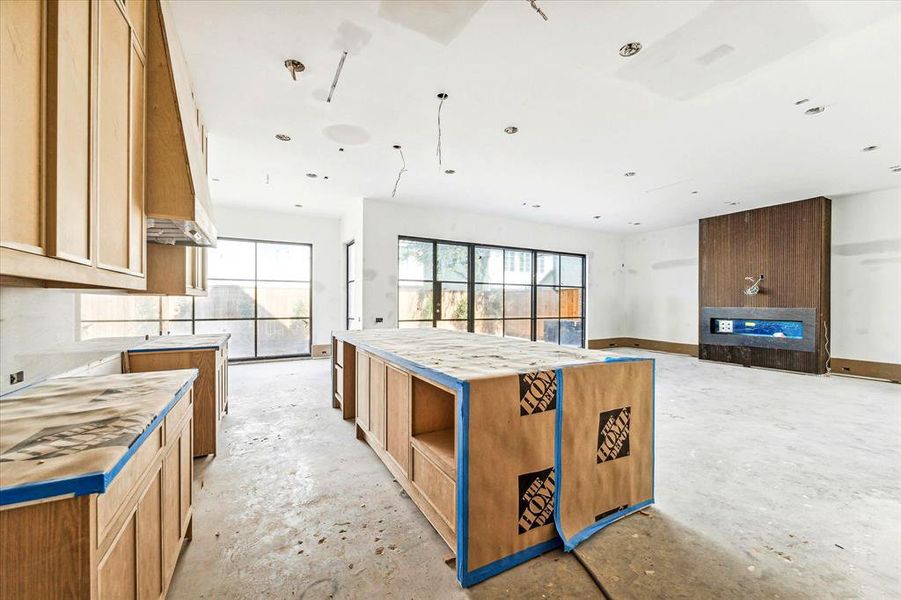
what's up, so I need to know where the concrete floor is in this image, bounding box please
[169,350,900,599]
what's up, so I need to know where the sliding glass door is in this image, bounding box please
[398,237,586,347]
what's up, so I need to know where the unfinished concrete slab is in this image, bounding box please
[168,352,899,599]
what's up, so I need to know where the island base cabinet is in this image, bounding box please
[0,393,194,600]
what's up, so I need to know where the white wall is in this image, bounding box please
[622,223,699,345]
[359,199,626,340]
[214,206,343,346]
[831,188,901,363]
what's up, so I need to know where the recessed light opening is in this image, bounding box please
[504,126,518,134]
[891,165,901,173]
[805,106,825,115]
[794,98,809,106]
[275,134,291,141]
[624,171,636,177]
[691,190,699,194]
[294,204,303,208]
[619,42,642,57]
[593,215,601,219]
[861,146,879,152]
[306,173,317,178]
[444,169,455,174]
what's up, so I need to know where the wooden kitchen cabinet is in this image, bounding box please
[0,0,147,289]
[369,356,387,448]
[127,335,230,457]
[144,243,207,295]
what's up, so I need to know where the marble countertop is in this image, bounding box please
[333,328,639,382]
[0,369,198,505]
[129,333,231,353]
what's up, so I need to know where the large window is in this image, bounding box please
[397,237,585,347]
[79,238,312,360]
[346,240,357,329]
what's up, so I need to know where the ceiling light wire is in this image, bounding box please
[327,51,348,103]
[436,93,448,170]
[392,146,407,199]
[526,0,548,21]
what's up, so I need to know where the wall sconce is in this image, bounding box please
[744,275,764,296]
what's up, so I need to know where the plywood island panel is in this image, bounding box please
[0,369,198,599]
[332,328,655,587]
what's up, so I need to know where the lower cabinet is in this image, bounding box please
[355,350,370,429]
[0,392,194,600]
[369,357,387,447]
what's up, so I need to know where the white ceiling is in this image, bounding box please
[169,0,901,232]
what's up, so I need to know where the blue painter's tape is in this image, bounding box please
[553,359,656,552]
[128,344,224,353]
[0,369,198,507]
[456,381,470,585]
[461,536,562,587]
[340,339,465,391]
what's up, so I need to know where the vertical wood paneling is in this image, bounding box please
[699,197,831,374]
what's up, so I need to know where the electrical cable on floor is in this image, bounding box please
[391,145,407,198]
[572,548,615,600]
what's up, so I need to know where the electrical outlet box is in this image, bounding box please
[9,370,24,385]
[717,319,734,333]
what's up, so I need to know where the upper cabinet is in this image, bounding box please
[145,0,216,247]
[0,0,147,289]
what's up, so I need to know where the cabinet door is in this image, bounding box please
[369,357,386,447]
[45,0,92,265]
[0,0,44,254]
[136,470,163,600]
[96,0,133,274]
[386,365,411,475]
[356,351,370,429]
[99,513,138,600]
[161,436,181,583]
[179,422,192,531]
[128,35,145,275]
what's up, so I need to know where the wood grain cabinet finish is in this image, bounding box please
[0,0,147,289]
[386,365,411,476]
[356,350,370,430]
[0,390,194,600]
[127,342,228,457]
[369,357,387,448]
[142,243,208,296]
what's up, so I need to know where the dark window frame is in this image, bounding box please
[397,236,586,347]
[345,239,356,329]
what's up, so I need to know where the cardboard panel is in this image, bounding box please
[556,360,654,547]
[466,372,558,572]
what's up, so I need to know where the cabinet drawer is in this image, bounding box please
[97,425,163,546]
[412,448,455,531]
[164,390,192,445]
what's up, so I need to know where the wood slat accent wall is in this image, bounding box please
[698,197,831,374]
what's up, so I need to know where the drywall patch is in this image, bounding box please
[323,124,370,146]
[378,0,486,46]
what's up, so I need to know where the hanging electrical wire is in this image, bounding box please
[526,0,548,21]
[436,92,448,170]
[327,51,348,103]
[391,145,407,198]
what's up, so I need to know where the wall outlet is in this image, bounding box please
[9,370,24,385]
[375,317,384,323]
[717,320,734,333]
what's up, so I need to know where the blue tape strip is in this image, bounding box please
[456,381,470,585]
[341,339,465,391]
[461,536,562,587]
[0,370,198,506]
[553,359,656,552]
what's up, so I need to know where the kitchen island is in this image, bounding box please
[0,369,198,599]
[331,328,654,587]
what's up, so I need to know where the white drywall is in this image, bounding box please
[621,223,699,345]
[213,206,343,346]
[359,198,626,341]
[831,188,901,364]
